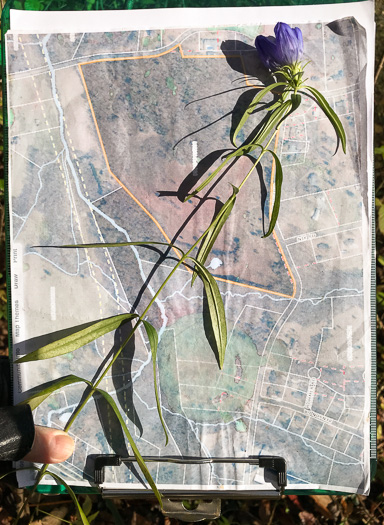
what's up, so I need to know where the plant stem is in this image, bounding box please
[32,89,289,504]
[64,198,237,432]
[14,465,49,525]
[238,129,279,192]
[64,98,286,435]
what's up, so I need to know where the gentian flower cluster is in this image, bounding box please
[187,22,346,239]
[255,22,306,95]
[255,22,304,71]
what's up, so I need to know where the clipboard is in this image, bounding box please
[1,0,376,519]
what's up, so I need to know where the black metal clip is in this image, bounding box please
[93,454,287,493]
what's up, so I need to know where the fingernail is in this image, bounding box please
[51,433,75,463]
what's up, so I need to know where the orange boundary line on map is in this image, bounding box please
[78,61,183,263]
[78,44,296,299]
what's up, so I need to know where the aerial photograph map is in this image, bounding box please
[6,10,372,495]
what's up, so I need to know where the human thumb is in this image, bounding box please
[23,426,74,464]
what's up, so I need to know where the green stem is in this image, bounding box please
[64,203,236,433]
[64,94,289,434]
[28,79,298,507]
[31,90,292,508]
[37,509,72,523]
[14,464,49,525]
[31,88,291,505]
[238,129,279,192]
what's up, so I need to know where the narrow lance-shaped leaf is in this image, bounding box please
[191,185,239,286]
[275,93,301,128]
[18,374,92,410]
[229,101,290,169]
[185,142,262,201]
[0,466,38,481]
[254,99,292,143]
[188,258,227,369]
[142,319,168,446]
[231,100,291,171]
[259,94,299,239]
[267,86,291,111]
[302,85,346,154]
[45,470,90,525]
[94,388,163,507]
[12,467,90,525]
[263,149,284,238]
[184,154,234,201]
[15,313,139,363]
[255,95,299,171]
[44,241,184,255]
[82,495,93,518]
[105,500,125,525]
[232,82,287,146]
[81,512,99,525]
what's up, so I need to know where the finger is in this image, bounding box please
[23,426,75,464]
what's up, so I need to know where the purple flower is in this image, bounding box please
[255,22,303,70]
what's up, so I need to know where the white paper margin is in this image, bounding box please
[9,1,374,34]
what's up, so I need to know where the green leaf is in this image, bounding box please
[184,155,234,201]
[86,512,99,524]
[188,258,227,369]
[230,143,263,159]
[263,150,284,238]
[185,144,262,201]
[74,511,99,525]
[192,185,238,285]
[378,287,384,312]
[217,516,232,525]
[47,241,184,255]
[184,100,291,201]
[142,320,168,446]
[45,470,90,525]
[232,82,286,146]
[105,500,125,525]
[0,467,37,481]
[18,374,92,410]
[243,100,292,153]
[378,203,384,235]
[276,93,301,127]
[24,0,44,9]
[267,86,291,111]
[82,495,93,517]
[94,388,163,507]
[375,145,384,159]
[15,314,139,363]
[303,85,346,154]
[261,99,292,134]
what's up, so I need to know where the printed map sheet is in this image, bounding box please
[6,3,374,494]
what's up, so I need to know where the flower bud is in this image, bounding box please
[255,22,303,70]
